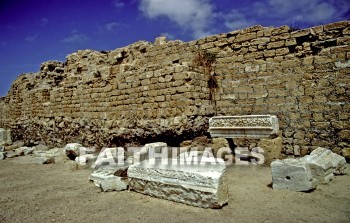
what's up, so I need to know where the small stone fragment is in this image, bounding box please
[128,158,228,208]
[34,156,55,164]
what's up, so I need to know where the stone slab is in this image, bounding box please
[0,152,6,160]
[209,115,279,138]
[90,165,129,191]
[128,158,228,208]
[271,159,318,191]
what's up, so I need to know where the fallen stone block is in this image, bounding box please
[34,156,55,164]
[341,148,350,162]
[303,154,334,184]
[90,165,129,192]
[6,150,17,158]
[4,141,24,151]
[64,143,82,160]
[271,159,318,192]
[128,158,228,208]
[209,115,279,138]
[75,154,97,169]
[22,147,35,155]
[34,144,49,151]
[15,147,25,156]
[309,147,347,175]
[0,152,6,160]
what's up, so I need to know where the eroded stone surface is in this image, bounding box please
[128,158,228,208]
[0,152,6,160]
[271,159,318,191]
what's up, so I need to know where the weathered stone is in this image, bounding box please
[64,143,82,160]
[209,115,279,138]
[34,156,55,164]
[342,148,350,162]
[271,159,318,191]
[4,141,24,151]
[15,147,25,156]
[34,144,49,151]
[75,154,97,169]
[6,150,17,158]
[309,147,347,175]
[128,158,228,208]
[303,153,334,184]
[258,137,283,166]
[0,128,12,145]
[0,151,6,160]
[90,165,129,191]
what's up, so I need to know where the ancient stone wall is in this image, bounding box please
[0,21,349,155]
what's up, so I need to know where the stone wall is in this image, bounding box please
[0,21,349,155]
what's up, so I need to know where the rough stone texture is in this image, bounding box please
[90,165,129,191]
[14,147,25,156]
[303,153,334,184]
[75,154,97,169]
[308,147,347,175]
[0,151,6,160]
[0,21,349,155]
[0,128,11,145]
[342,148,350,162]
[258,137,283,166]
[271,159,318,191]
[34,156,55,164]
[128,158,228,208]
[6,150,17,158]
[64,143,82,160]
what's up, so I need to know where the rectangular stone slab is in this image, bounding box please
[128,158,228,208]
[209,115,279,138]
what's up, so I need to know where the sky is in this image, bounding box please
[0,0,349,96]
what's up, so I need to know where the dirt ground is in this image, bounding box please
[0,156,349,223]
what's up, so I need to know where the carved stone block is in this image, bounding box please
[209,115,279,138]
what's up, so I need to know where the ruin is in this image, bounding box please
[0,20,348,158]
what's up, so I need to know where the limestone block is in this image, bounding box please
[64,143,82,159]
[0,129,12,145]
[303,154,334,184]
[90,165,129,192]
[34,156,55,164]
[34,144,49,151]
[0,152,6,160]
[128,158,228,208]
[133,142,168,163]
[258,137,283,166]
[14,147,25,156]
[309,147,347,175]
[209,115,279,138]
[271,159,318,191]
[22,147,35,155]
[342,148,350,162]
[75,154,97,169]
[6,150,17,158]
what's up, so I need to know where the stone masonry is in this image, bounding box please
[0,21,349,155]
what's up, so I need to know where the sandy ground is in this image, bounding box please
[0,156,349,223]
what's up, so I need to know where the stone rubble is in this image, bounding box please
[271,147,348,191]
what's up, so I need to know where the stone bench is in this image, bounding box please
[209,115,279,138]
[128,158,228,208]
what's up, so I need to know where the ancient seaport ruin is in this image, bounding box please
[0,20,349,219]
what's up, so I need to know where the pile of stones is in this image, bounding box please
[271,147,348,192]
